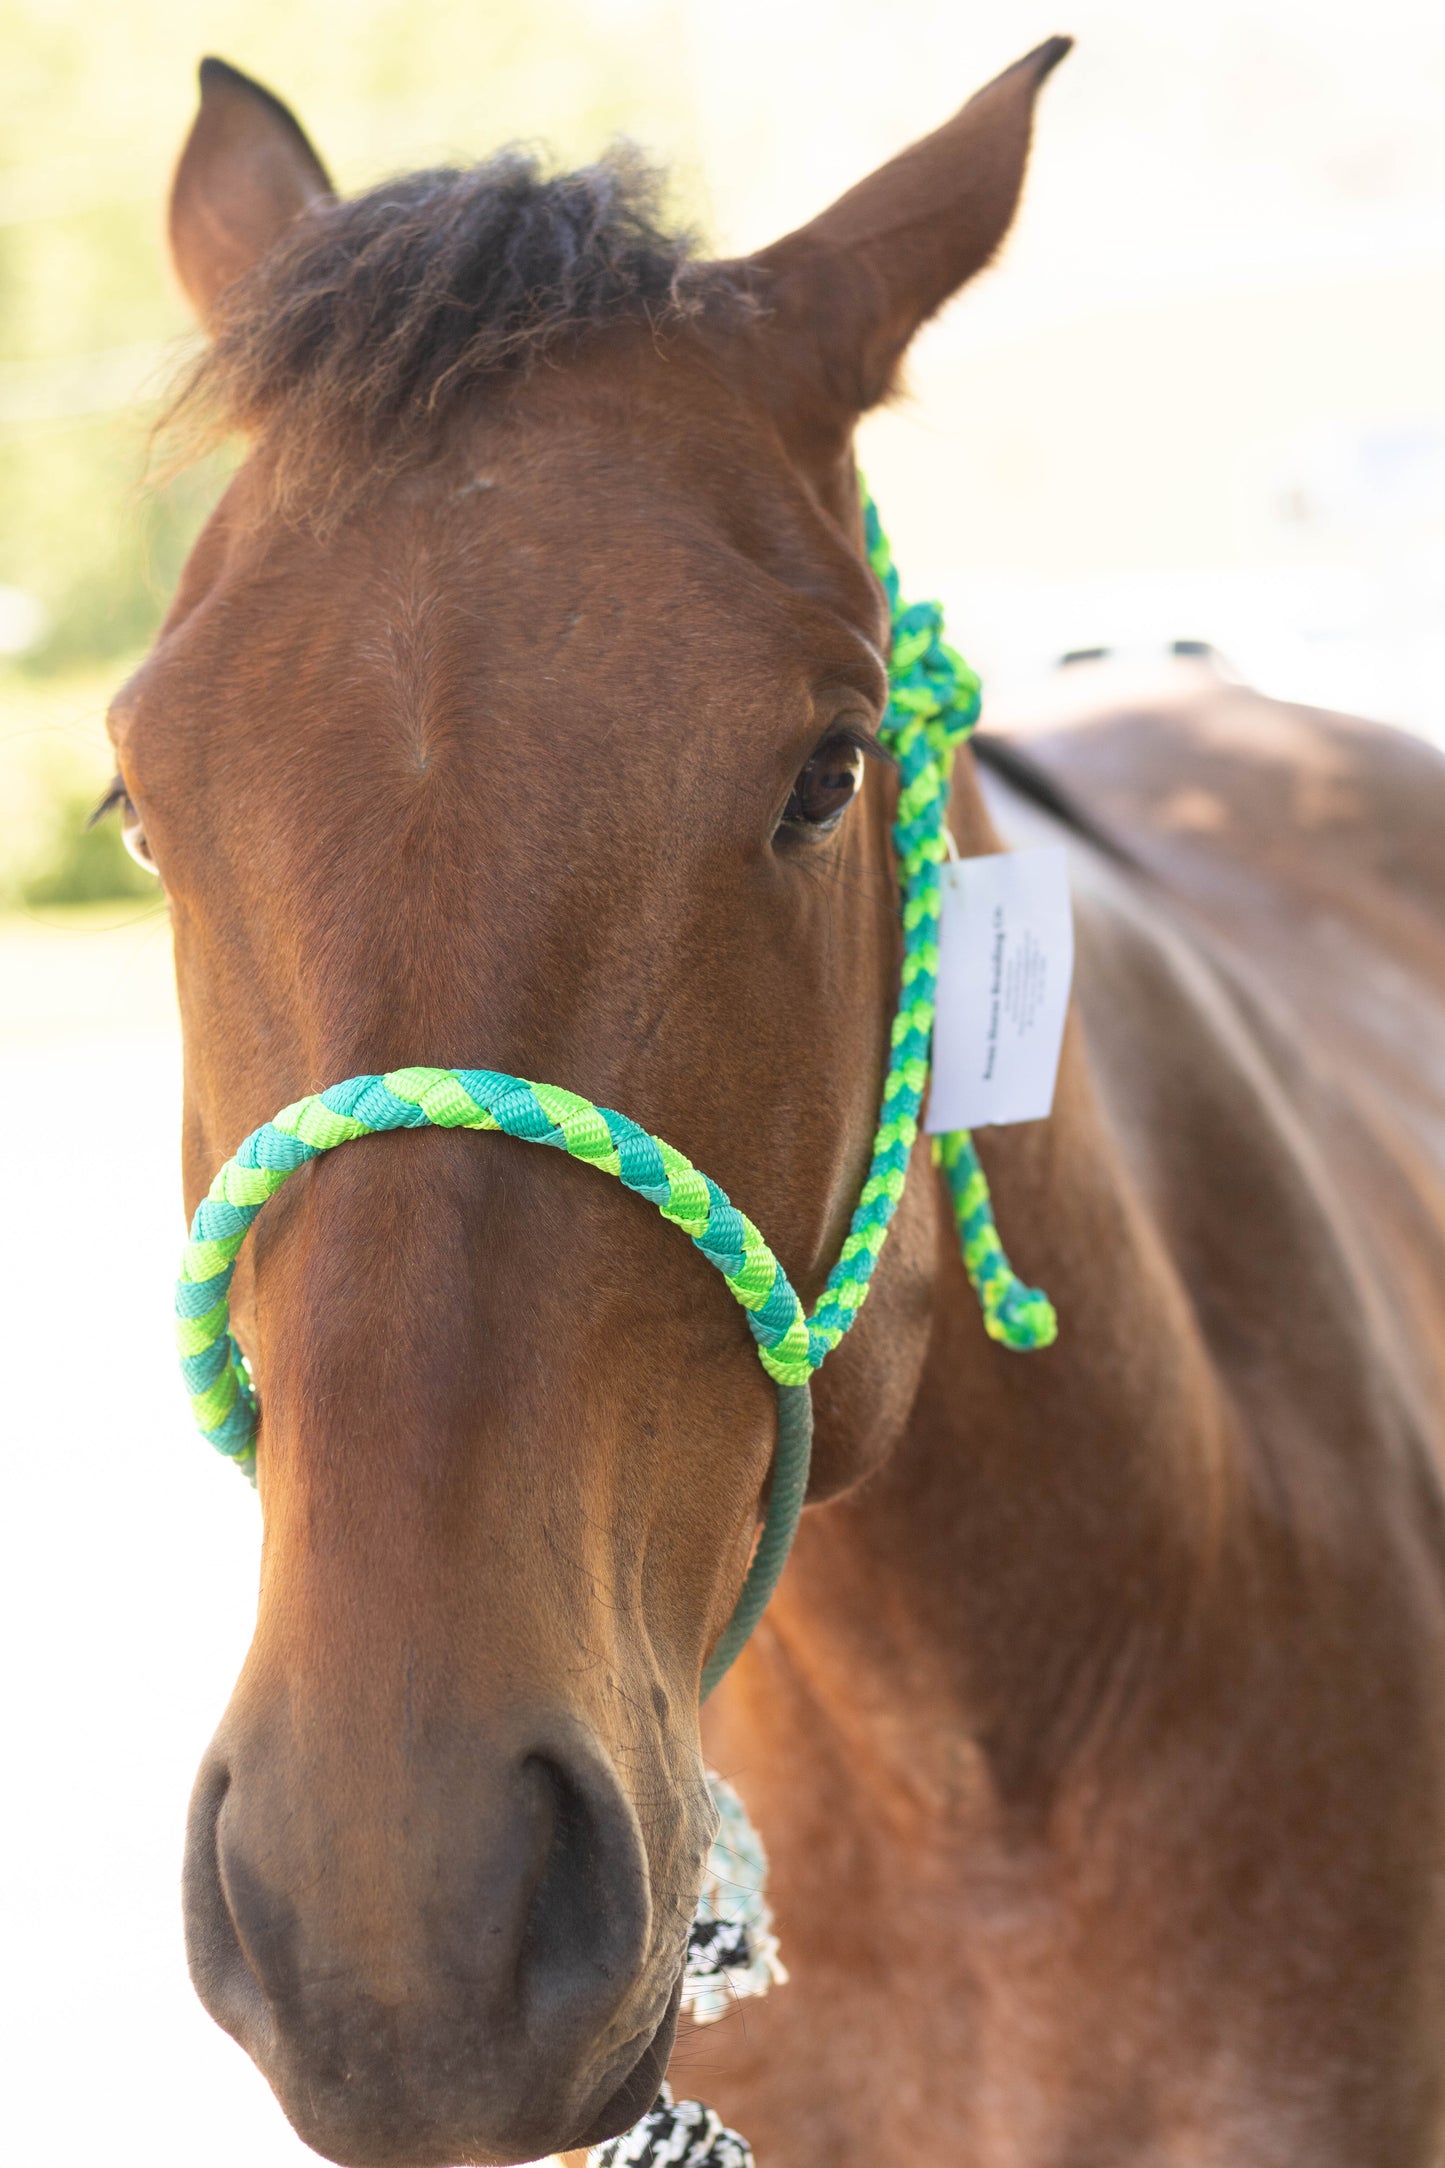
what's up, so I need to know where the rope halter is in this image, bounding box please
[173,486,1056,1695]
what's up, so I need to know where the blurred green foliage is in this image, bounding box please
[0,0,706,904]
[21,780,158,906]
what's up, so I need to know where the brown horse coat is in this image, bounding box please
[697,676,1445,2165]
[115,41,1445,2168]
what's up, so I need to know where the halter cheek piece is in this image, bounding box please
[171,491,1057,2163]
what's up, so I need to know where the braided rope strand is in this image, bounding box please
[816,491,1056,1355]
[174,488,1055,1498]
[588,2085,753,2168]
[176,1070,818,1475]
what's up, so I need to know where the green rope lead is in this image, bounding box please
[173,488,1054,1690]
[699,1383,812,1699]
[934,1131,1058,1349]
[827,491,1058,1358]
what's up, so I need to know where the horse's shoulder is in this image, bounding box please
[979,670,1445,1429]
[979,670,1445,1087]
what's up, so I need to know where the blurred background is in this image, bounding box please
[2,2,1442,2162]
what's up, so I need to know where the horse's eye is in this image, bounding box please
[781,737,867,832]
[91,775,158,873]
[121,806,157,872]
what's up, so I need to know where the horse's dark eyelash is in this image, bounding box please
[88,775,129,828]
[827,722,895,769]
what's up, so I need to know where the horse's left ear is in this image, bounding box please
[749,37,1071,448]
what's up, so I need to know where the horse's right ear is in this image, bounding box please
[169,58,333,328]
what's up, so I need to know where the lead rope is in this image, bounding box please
[171,487,1056,2167]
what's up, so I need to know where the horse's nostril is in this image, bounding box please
[182,1722,662,2160]
[519,1748,654,2036]
[525,1756,610,1999]
[184,1717,658,2089]
[183,1756,276,2057]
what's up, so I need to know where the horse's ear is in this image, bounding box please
[749,37,1071,455]
[168,57,333,328]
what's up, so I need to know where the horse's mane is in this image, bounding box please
[166,148,749,515]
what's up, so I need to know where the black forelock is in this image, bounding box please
[166,146,750,511]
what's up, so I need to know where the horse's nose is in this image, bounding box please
[183,1722,671,2166]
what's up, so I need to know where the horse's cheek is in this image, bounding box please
[805,1129,942,1500]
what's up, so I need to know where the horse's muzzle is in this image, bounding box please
[182,1715,681,2166]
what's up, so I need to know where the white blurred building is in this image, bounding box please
[681,0,1445,742]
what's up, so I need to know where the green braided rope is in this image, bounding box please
[176,1068,820,1468]
[699,1381,812,1699]
[809,493,1058,1359]
[173,487,1055,1688]
[175,1065,819,1696]
[934,1131,1058,1350]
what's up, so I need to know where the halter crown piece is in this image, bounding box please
[172,486,1056,2167]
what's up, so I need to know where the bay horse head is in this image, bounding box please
[117,41,1069,2167]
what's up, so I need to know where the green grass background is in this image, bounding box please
[0,0,715,908]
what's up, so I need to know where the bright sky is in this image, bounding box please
[676,0,1445,726]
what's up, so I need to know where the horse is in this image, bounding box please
[110,38,1445,2167]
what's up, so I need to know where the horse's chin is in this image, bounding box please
[560,1976,683,2153]
[240,1976,684,2168]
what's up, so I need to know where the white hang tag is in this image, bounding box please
[926,847,1074,1133]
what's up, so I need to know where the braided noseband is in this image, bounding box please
[173,488,1056,1695]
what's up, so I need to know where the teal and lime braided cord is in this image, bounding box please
[834,490,1057,1355]
[934,1131,1058,1350]
[177,1069,819,1468]
[174,488,1055,1681]
[175,1066,817,1696]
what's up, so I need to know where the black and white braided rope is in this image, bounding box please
[588,2084,753,2168]
[680,1773,786,2025]
[585,1774,782,2168]
[684,1914,753,1982]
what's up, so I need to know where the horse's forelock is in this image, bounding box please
[163,148,753,517]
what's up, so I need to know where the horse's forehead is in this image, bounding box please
[132,449,881,789]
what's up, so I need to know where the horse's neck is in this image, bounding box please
[720,757,1432,1826]
[713,761,1250,1823]
[732,1025,1237,1822]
